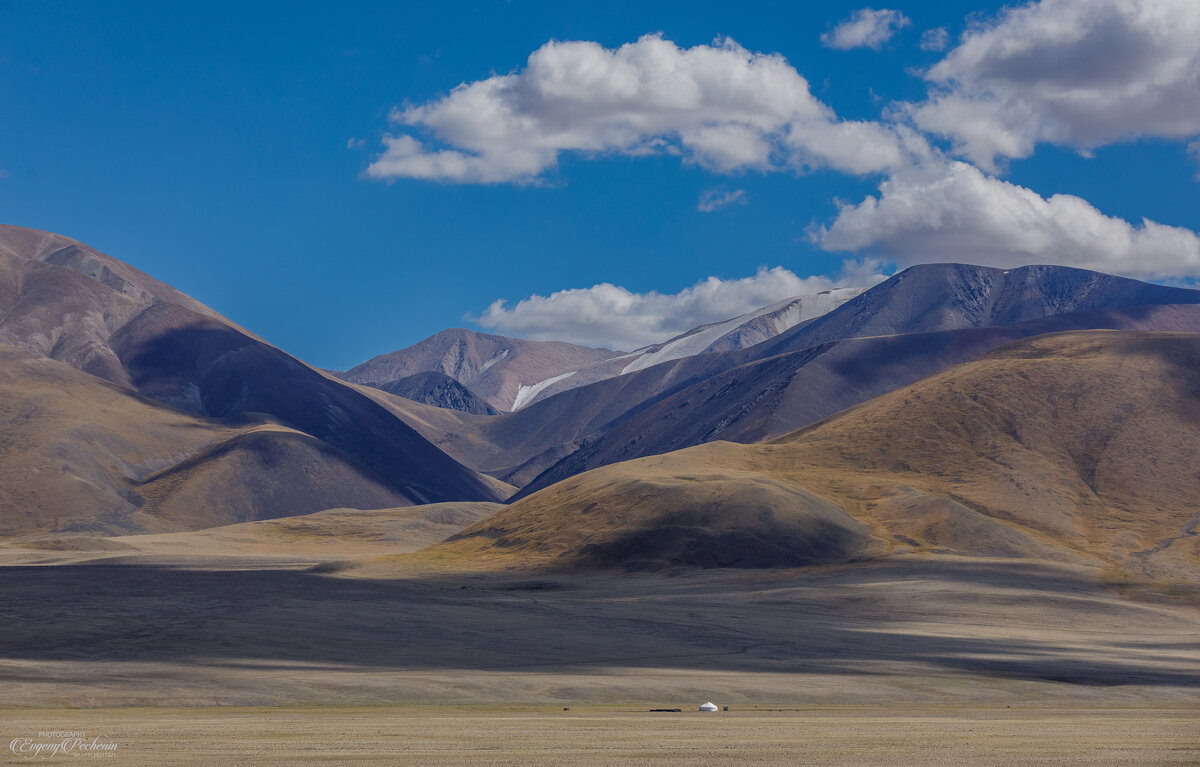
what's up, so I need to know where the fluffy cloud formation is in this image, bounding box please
[821,8,911,50]
[697,188,746,212]
[910,0,1200,170]
[474,266,883,350]
[370,25,1200,283]
[367,34,924,183]
[815,160,1200,280]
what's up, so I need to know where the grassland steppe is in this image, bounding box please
[2,706,1198,766]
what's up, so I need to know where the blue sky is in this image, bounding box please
[2,0,1198,367]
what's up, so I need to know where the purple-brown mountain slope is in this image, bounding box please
[516,302,1200,497]
[342,288,864,413]
[0,225,503,534]
[361,264,1200,492]
[377,371,499,415]
[340,328,621,412]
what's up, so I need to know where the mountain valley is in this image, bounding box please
[1,224,1198,716]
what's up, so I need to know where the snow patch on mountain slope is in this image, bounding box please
[511,371,576,411]
[620,312,770,375]
[770,288,863,334]
[620,288,863,374]
[476,348,508,376]
[609,349,649,361]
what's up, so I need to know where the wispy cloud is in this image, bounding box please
[821,8,911,50]
[697,188,746,212]
[919,27,949,52]
[473,265,885,350]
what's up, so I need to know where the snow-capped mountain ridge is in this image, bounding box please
[343,288,866,412]
[619,288,864,375]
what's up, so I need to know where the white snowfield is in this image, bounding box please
[619,288,863,375]
[511,370,576,411]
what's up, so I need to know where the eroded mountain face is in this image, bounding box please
[0,225,503,535]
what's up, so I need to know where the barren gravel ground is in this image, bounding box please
[2,553,1198,764]
[1,556,1198,708]
[1,706,1197,766]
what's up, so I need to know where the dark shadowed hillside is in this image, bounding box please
[378,371,499,415]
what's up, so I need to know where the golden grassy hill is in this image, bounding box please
[428,331,1200,581]
[0,501,504,567]
[0,347,461,535]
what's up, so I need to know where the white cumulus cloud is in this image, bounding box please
[366,24,1200,282]
[814,160,1200,280]
[909,0,1200,170]
[366,34,924,184]
[472,266,885,350]
[821,8,912,50]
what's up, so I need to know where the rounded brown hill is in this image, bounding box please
[430,331,1200,578]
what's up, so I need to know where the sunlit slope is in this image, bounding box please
[431,331,1200,578]
[0,348,475,535]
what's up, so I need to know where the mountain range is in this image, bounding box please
[2,223,1199,589]
[338,287,863,412]
[341,262,1200,494]
[0,225,504,535]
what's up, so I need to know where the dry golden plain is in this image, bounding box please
[1,706,1197,766]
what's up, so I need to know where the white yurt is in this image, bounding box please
[699,701,719,712]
